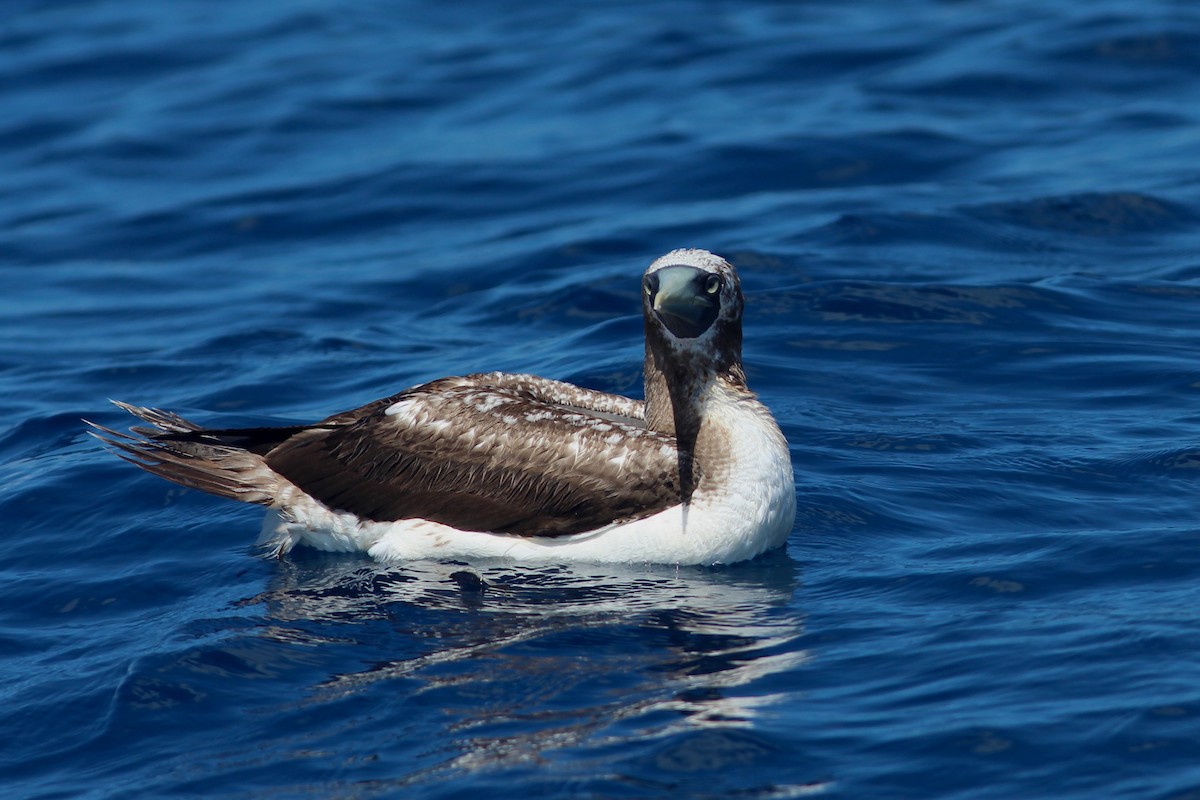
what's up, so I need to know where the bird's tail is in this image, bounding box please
[85,400,283,506]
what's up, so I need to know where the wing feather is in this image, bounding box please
[266,380,679,537]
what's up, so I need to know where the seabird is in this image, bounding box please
[88,249,796,565]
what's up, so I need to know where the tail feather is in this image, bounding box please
[86,402,282,506]
[110,399,204,436]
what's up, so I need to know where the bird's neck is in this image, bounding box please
[643,332,747,504]
[643,327,746,435]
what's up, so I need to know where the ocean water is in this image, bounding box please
[3,1,1200,797]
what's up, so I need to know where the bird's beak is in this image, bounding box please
[650,266,720,339]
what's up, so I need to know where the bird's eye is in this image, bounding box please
[704,275,721,294]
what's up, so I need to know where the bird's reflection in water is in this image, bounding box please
[238,549,809,784]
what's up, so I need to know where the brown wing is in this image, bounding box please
[265,380,683,537]
[314,373,645,427]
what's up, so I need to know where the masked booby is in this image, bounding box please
[88,249,796,565]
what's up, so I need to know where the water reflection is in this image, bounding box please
[240,551,809,783]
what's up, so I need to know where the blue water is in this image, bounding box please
[3,1,1200,797]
